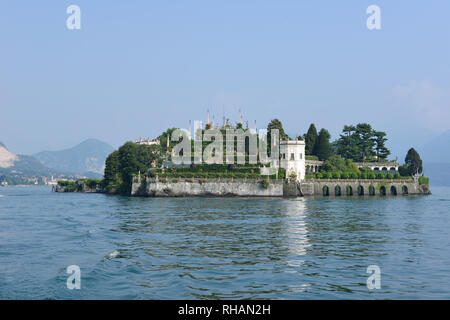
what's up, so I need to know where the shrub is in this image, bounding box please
[332,172,341,179]
[394,173,401,179]
[341,172,350,179]
[261,178,270,188]
[315,172,323,179]
[386,173,393,179]
[361,173,368,179]
[350,172,358,179]
[419,176,429,185]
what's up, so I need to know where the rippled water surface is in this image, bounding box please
[0,186,449,299]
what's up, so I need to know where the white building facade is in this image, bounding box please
[279,140,306,181]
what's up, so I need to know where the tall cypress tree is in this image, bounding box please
[315,129,333,161]
[304,123,318,155]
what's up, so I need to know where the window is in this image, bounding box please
[282,153,285,159]
[299,153,303,159]
[290,153,295,160]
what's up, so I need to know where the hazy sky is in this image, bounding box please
[1,1,449,160]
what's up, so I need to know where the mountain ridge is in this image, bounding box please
[33,138,114,176]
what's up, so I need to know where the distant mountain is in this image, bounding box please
[0,142,18,168]
[418,130,450,164]
[33,139,114,177]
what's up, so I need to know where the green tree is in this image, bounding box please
[103,150,121,191]
[372,131,390,161]
[315,129,333,161]
[335,125,357,160]
[355,123,375,161]
[304,123,318,155]
[405,148,423,175]
[267,119,290,155]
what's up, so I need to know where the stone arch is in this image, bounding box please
[402,185,408,195]
[358,185,364,196]
[390,185,397,195]
[369,185,375,196]
[380,185,387,196]
[382,167,388,171]
[346,185,353,196]
[323,185,329,196]
[390,167,396,171]
[374,167,380,171]
[335,185,341,196]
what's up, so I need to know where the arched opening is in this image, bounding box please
[374,167,380,171]
[390,167,396,171]
[382,167,388,172]
[390,186,397,195]
[335,185,341,196]
[346,185,353,196]
[402,185,408,195]
[322,185,329,196]
[358,185,364,196]
[380,186,386,196]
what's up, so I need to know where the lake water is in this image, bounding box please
[0,185,449,299]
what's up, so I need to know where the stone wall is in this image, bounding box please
[132,177,283,197]
[299,179,430,196]
[131,177,430,197]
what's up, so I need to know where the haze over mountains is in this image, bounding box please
[0,139,114,183]
[417,130,450,187]
[33,139,114,176]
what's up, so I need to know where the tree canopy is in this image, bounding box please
[315,129,333,161]
[335,123,390,162]
[405,148,423,175]
[103,141,161,195]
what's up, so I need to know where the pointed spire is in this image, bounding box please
[238,108,242,124]
[207,109,210,125]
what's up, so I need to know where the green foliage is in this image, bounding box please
[398,164,410,177]
[305,155,319,161]
[335,123,390,162]
[386,173,393,179]
[321,155,360,174]
[419,176,429,185]
[103,140,161,195]
[304,123,318,155]
[332,172,341,179]
[372,131,390,161]
[394,173,401,179]
[261,178,270,189]
[315,129,334,161]
[267,119,290,156]
[377,173,386,179]
[405,148,423,175]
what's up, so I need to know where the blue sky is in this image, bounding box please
[1,1,449,159]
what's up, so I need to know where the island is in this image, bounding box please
[54,113,431,197]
